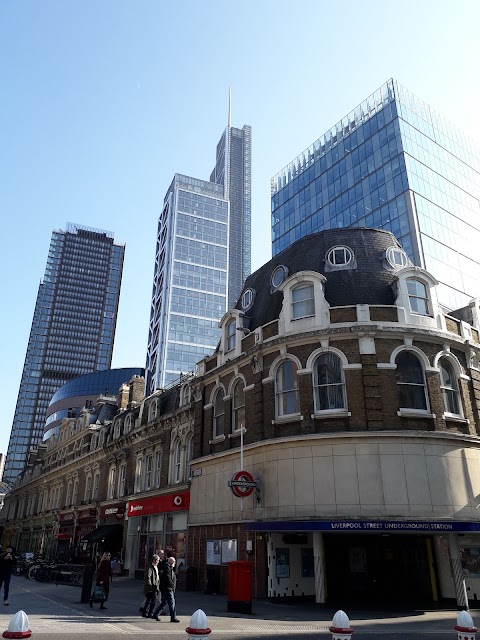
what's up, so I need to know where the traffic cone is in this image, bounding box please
[329,610,354,640]
[185,609,211,640]
[3,611,31,638]
[455,610,477,640]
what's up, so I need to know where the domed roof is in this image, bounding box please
[236,228,407,331]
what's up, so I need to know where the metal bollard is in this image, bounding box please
[2,610,32,638]
[185,609,211,640]
[455,610,477,640]
[329,610,354,640]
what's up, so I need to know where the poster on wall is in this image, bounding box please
[302,548,314,577]
[461,547,480,577]
[276,548,290,578]
[207,540,221,565]
[221,539,237,563]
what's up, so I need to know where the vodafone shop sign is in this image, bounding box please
[127,490,190,517]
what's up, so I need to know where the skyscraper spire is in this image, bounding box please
[228,86,232,128]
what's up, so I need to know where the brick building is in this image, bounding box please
[6,227,480,608]
[1,373,194,577]
[187,227,480,608]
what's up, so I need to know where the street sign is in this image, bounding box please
[228,470,257,497]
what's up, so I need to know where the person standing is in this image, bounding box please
[152,556,179,622]
[90,551,111,610]
[142,554,160,618]
[0,547,17,605]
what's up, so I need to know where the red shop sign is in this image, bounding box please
[100,502,126,519]
[127,491,190,517]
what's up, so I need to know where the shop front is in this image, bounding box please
[55,512,75,561]
[75,508,97,563]
[83,501,125,560]
[96,502,126,565]
[127,490,190,579]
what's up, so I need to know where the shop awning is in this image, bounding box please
[56,533,72,540]
[83,523,123,542]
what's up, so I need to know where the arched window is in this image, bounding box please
[232,379,245,432]
[275,360,299,416]
[173,440,182,484]
[226,319,236,352]
[292,284,314,319]
[149,401,157,422]
[118,464,127,497]
[213,389,225,438]
[407,279,429,315]
[72,478,79,505]
[84,475,92,502]
[313,353,346,411]
[92,471,100,499]
[66,481,73,506]
[395,351,427,410]
[107,466,116,499]
[439,358,461,416]
[186,436,193,481]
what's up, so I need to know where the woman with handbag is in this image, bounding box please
[90,552,111,610]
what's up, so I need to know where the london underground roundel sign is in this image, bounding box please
[228,470,256,498]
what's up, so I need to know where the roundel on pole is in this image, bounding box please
[228,471,256,498]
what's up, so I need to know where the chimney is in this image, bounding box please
[129,375,145,407]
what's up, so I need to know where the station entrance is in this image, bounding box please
[324,534,437,606]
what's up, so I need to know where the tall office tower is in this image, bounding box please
[4,223,124,484]
[271,79,480,311]
[146,117,251,394]
[210,121,252,307]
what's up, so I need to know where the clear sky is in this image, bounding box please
[1,0,479,455]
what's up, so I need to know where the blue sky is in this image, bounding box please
[1,0,479,455]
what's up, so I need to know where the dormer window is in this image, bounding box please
[326,246,353,267]
[271,265,289,291]
[226,319,236,352]
[241,288,255,311]
[386,246,409,269]
[292,284,314,319]
[407,278,429,315]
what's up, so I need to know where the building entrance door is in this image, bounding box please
[324,534,436,606]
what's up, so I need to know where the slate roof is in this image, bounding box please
[235,228,403,332]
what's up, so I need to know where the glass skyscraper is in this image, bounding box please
[145,119,251,393]
[271,79,480,311]
[4,223,124,485]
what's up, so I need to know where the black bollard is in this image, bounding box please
[81,563,95,604]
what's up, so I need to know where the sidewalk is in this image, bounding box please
[103,575,467,633]
[2,575,474,637]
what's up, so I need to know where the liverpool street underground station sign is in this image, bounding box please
[228,471,257,497]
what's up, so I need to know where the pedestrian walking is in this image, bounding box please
[90,551,111,610]
[142,554,160,618]
[139,550,164,614]
[0,546,17,606]
[152,556,179,622]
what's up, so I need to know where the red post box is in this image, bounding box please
[227,560,253,614]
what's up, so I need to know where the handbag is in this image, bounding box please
[92,584,106,603]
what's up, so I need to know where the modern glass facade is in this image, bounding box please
[4,223,125,485]
[43,367,144,440]
[271,79,480,311]
[210,124,252,307]
[146,175,229,391]
[146,119,252,393]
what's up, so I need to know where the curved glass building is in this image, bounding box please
[43,367,144,441]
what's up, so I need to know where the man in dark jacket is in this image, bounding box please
[142,554,160,618]
[0,547,17,605]
[152,556,179,622]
